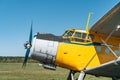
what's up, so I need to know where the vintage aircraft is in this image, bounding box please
[23,2,120,80]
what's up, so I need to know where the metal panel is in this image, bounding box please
[30,37,59,70]
[31,38,58,56]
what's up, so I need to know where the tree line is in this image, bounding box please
[0,56,38,63]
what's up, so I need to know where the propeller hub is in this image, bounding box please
[24,41,32,49]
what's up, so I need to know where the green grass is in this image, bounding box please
[0,63,112,80]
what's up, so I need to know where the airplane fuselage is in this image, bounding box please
[30,29,117,71]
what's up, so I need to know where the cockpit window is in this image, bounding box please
[82,33,87,39]
[88,34,94,40]
[62,31,67,36]
[64,31,74,37]
[62,29,94,43]
[73,32,88,42]
[74,32,81,37]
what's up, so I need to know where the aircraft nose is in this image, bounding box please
[30,37,59,70]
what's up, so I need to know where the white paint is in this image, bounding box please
[30,37,58,57]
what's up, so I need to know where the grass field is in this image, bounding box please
[0,63,112,80]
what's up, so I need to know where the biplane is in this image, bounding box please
[23,2,120,80]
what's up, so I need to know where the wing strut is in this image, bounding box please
[105,25,120,42]
[97,25,120,58]
[84,52,97,68]
[100,37,118,58]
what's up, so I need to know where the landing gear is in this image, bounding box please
[78,71,86,80]
[67,70,76,80]
[67,70,120,80]
[67,70,86,80]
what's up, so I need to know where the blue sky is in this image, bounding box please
[0,0,119,56]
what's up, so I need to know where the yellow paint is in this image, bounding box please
[86,13,91,33]
[55,42,100,71]
[55,28,120,71]
[90,31,119,63]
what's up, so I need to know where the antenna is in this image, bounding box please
[86,13,91,33]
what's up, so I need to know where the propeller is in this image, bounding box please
[22,22,33,67]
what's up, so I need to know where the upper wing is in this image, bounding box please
[84,58,120,78]
[87,3,120,77]
[90,2,120,37]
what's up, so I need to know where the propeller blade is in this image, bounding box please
[29,22,33,43]
[22,48,30,67]
[22,22,33,68]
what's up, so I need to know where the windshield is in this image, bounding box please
[64,31,74,37]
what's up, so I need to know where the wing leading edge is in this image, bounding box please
[90,2,120,37]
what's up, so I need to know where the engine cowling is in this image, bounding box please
[30,37,58,70]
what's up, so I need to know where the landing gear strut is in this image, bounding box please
[67,70,86,80]
[78,71,86,80]
[67,70,76,80]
